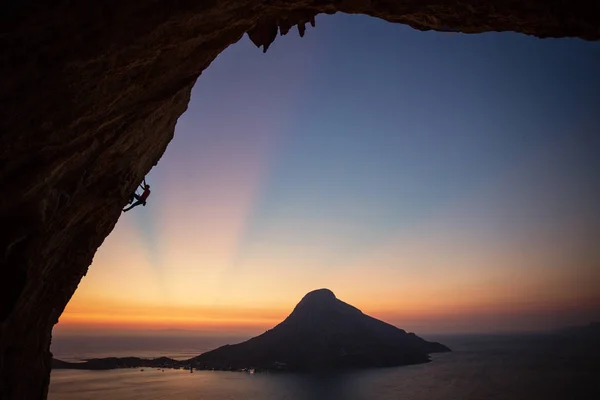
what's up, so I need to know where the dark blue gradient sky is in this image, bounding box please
[59,14,600,335]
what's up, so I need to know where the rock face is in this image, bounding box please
[1,1,599,398]
[192,289,449,371]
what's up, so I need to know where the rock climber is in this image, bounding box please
[123,179,151,212]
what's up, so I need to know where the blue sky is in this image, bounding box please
[59,14,600,335]
[216,14,600,273]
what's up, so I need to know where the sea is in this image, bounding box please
[49,334,599,400]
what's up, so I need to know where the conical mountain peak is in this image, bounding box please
[287,288,364,320]
[192,289,450,371]
[297,288,337,305]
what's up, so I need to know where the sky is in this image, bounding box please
[54,14,600,337]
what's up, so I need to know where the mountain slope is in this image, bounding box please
[192,289,450,371]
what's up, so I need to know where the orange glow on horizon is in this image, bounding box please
[51,36,600,338]
[55,284,599,335]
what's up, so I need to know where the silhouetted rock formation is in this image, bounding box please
[2,1,599,398]
[191,289,450,371]
[52,356,180,371]
[52,289,449,372]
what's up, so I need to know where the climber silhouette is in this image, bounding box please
[123,179,151,212]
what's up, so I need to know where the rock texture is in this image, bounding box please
[1,1,599,398]
[192,289,450,371]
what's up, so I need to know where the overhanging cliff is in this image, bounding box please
[1,1,599,398]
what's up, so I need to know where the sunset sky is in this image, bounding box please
[54,14,600,337]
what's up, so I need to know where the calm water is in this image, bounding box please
[49,335,599,400]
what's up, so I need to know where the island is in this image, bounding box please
[53,289,451,372]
